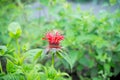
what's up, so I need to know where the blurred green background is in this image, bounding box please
[0,0,120,80]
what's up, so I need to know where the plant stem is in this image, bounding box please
[16,39,20,56]
[52,53,55,67]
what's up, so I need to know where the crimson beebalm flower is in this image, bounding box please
[43,30,64,48]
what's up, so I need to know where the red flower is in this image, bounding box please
[43,31,64,48]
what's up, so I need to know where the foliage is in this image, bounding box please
[0,0,120,80]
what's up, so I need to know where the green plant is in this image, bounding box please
[0,0,120,80]
[0,21,71,80]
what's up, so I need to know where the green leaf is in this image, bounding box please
[92,77,102,80]
[79,56,95,68]
[0,46,7,52]
[24,49,42,63]
[33,50,42,62]
[57,51,73,70]
[115,43,120,52]
[104,63,111,75]
[0,45,7,55]
[5,54,15,64]
[26,64,41,80]
[0,73,25,80]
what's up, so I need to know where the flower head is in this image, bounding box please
[43,30,64,48]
